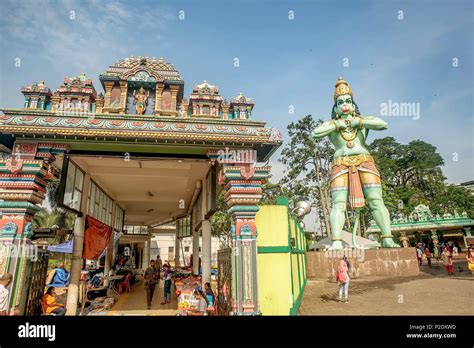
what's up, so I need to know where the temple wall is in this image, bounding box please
[306,247,419,280]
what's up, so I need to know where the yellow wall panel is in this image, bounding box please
[258,253,291,315]
[256,205,289,247]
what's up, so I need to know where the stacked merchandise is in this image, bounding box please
[173,268,193,279]
[174,275,201,310]
[86,297,116,315]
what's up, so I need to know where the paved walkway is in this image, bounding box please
[107,279,179,316]
[299,259,474,315]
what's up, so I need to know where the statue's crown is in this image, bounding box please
[334,76,353,101]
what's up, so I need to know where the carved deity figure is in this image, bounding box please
[313,77,399,249]
[133,86,149,115]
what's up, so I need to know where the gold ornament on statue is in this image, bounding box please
[334,76,353,101]
[340,118,357,148]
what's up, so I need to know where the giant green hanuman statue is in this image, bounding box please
[313,77,399,249]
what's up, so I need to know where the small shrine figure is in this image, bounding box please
[133,86,149,115]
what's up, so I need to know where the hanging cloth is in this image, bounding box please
[83,215,112,260]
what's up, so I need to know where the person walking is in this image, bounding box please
[466,247,474,274]
[442,246,454,275]
[416,246,423,266]
[144,260,159,309]
[161,264,172,305]
[0,273,13,316]
[424,245,432,267]
[336,256,350,303]
[155,256,163,272]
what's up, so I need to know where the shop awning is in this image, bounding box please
[47,240,73,254]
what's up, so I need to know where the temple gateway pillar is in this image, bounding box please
[0,141,67,315]
[220,162,271,315]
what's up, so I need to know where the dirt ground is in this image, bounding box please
[299,258,474,315]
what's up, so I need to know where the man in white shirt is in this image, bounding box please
[0,273,13,316]
[416,247,423,266]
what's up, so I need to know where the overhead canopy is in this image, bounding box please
[309,231,380,250]
[71,156,211,226]
[47,239,73,254]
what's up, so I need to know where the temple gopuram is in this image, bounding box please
[0,56,283,316]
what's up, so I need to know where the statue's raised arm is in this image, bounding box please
[313,120,343,139]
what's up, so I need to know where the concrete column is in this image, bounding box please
[142,241,150,269]
[175,234,181,267]
[192,230,200,275]
[103,203,117,287]
[66,173,91,316]
[201,220,212,287]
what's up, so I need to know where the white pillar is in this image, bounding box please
[201,220,212,287]
[103,204,117,287]
[192,230,200,275]
[142,241,150,269]
[175,233,181,267]
[66,173,91,316]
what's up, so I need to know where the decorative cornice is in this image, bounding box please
[0,110,282,146]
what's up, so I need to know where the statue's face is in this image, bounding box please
[335,94,354,116]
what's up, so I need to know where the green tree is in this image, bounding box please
[279,115,334,236]
[260,182,291,205]
[33,180,76,245]
[369,137,474,218]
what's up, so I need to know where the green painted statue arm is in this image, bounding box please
[313,120,345,139]
[359,116,388,131]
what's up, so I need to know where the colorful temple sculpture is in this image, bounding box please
[0,56,283,316]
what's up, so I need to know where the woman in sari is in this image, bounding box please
[466,247,474,274]
[441,246,454,275]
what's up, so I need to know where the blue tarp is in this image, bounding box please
[50,268,70,287]
[47,240,73,254]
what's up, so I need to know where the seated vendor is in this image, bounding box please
[41,287,65,316]
[189,290,209,316]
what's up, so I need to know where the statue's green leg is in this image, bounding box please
[364,187,400,248]
[329,189,348,250]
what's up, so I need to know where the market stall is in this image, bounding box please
[174,270,216,315]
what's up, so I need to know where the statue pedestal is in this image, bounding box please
[306,247,419,280]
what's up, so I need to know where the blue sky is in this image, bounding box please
[0,0,473,186]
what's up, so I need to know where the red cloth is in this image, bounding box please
[82,215,112,260]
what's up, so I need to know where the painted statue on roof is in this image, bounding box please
[133,86,149,115]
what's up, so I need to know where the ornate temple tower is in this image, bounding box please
[99,56,184,116]
[21,81,52,110]
[51,73,97,114]
[230,92,254,120]
[188,81,223,118]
